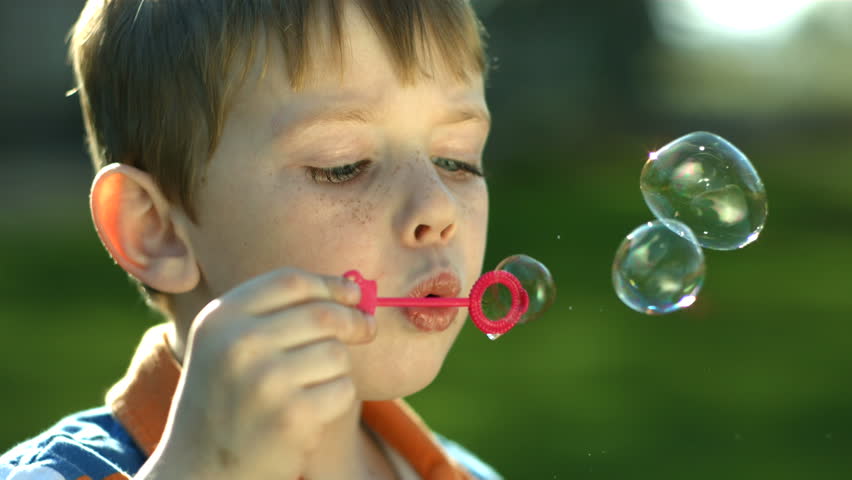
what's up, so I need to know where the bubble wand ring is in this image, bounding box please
[342,269,530,336]
[468,270,529,335]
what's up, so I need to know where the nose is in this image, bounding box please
[396,163,459,248]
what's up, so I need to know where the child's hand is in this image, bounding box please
[137,268,376,480]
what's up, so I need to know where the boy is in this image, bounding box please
[0,0,499,479]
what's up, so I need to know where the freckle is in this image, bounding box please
[375,180,391,198]
[217,447,238,468]
[354,200,365,225]
[346,199,373,225]
[362,200,376,224]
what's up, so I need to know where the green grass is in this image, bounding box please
[2,136,851,478]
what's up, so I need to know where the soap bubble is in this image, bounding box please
[481,283,512,324]
[480,254,555,326]
[641,131,767,250]
[497,254,556,323]
[612,219,705,315]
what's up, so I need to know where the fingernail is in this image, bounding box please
[341,278,360,298]
[348,282,362,302]
[365,314,377,335]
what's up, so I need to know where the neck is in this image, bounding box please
[302,400,374,479]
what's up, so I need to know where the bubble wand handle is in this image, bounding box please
[342,269,529,337]
[376,297,470,308]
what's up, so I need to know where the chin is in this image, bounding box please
[350,309,463,400]
[353,354,447,401]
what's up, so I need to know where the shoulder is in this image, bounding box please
[0,407,145,480]
[434,433,503,480]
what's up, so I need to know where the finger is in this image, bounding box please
[253,375,356,448]
[283,339,351,387]
[243,339,351,410]
[296,376,357,424]
[221,301,375,380]
[257,301,377,348]
[222,268,362,316]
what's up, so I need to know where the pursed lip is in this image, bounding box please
[404,270,463,332]
[407,270,462,298]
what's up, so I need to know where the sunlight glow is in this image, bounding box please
[676,295,697,309]
[686,0,813,34]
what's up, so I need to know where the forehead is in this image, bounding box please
[230,1,485,114]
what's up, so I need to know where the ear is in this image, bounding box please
[90,163,200,294]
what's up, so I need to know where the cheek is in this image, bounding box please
[253,183,384,276]
[462,183,489,251]
[191,165,273,292]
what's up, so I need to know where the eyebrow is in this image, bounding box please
[270,102,491,144]
[268,105,371,142]
[442,105,491,128]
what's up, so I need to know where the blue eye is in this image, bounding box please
[432,157,485,178]
[306,159,372,184]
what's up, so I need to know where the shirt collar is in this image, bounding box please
[106,324,471,480]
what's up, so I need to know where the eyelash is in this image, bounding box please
[306,159,372,184]
[306,157,484,185]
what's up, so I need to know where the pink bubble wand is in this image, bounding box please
[343,270,530,337]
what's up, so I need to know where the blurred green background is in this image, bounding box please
[1,1,851,478]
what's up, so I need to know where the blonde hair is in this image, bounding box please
[68,0,488,318]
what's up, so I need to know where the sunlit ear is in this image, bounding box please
[90,163,199,294]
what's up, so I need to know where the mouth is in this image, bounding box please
[404,271,462,332]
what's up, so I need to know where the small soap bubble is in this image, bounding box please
[496,254,556,323]
[481,283,512,322]
[641,131,767,250]
[612,219,705,315]
[479,254,556,325]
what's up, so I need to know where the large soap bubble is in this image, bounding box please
[641,131,768,250]
[612,219,705,315]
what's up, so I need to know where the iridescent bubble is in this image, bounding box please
[497,254,556,323]
[481,283,512,324]
[480,282,511,341]
[612,219,705,315]
[480,254,556,326]
[641,131,768,250]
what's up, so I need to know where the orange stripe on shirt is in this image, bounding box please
[363,400,472,480]
[73,474,130,480]
[102,473,131,480]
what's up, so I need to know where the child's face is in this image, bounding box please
[177,5,489,399]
